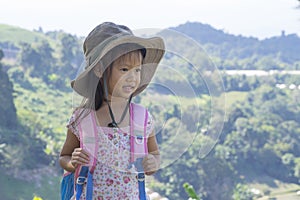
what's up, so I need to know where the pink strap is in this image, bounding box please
[130,103,148,162]
[76,110,99,173]
[72,109,98,195]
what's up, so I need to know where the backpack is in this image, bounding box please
[61,103,149,200]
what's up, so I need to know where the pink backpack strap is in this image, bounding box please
[130,103,148,163]
[75,109,99,173]
[70,109,98,199]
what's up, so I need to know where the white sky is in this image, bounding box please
[1,0,300,39]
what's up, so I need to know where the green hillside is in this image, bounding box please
[0,22,300,200]
[0,24,55,46]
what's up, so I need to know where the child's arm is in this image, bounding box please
[59,128,90,172]
[142,130,160,175]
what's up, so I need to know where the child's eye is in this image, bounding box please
[135,68,141,72]
[120,68,129,72]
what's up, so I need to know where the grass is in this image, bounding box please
[222,91,248,112]
[252,180,300,200]
[141,92,208,108]
[0,169,61,200]
[238,164,300,200]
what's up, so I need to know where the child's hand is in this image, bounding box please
[142,154,159,175]
[71,148,90,169]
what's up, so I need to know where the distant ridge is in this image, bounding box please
[1,21,300,65]
[0,23,51,45]
[169,21,258,45]
[168,21,300,62]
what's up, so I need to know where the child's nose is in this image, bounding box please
[126,70,138,81]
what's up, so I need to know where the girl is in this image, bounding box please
[59,22,165,199]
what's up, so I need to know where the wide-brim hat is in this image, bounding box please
[71,22,165,98]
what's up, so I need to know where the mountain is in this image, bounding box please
[170,21,259,45]
[1,22,300,68]
[169,22,300,64]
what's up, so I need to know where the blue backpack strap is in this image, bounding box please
[75,166,88,200]
[86,171,93,199]
[138,173,146,200]
[135,158,147,200]
[75,166,93,200]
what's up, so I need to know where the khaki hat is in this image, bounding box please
[71,22,165,98]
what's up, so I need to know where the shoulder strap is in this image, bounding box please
[73,109,98,200]
[130,103,148,200]
[77,110,99,172]
[130,103,148,163]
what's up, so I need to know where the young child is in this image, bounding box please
[59,22,165,199]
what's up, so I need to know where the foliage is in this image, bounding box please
[0,49,4,60]
[232,184,254,200]
[0,59,17,128]
[33,196,43,200]
[0,22,300,199]
[222,86,300,183]
[0,169,60,200]
[183,182,202,200]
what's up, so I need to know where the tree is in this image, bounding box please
[37,41,55,72]
[0,56,17,128]
[59,33,83,78]
[0,49,4,60]
[19,42,41,70]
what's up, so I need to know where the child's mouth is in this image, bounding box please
[123,86,135,92]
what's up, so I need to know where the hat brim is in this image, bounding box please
[71,35,165,98]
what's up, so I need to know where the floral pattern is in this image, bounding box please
[67,110,154,200]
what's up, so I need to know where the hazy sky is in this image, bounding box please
[1,0,299,39]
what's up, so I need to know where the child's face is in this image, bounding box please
[108,51,142,99]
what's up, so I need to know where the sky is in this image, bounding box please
[1,0,300,40]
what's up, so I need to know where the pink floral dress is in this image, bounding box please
[67,110,154,200]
